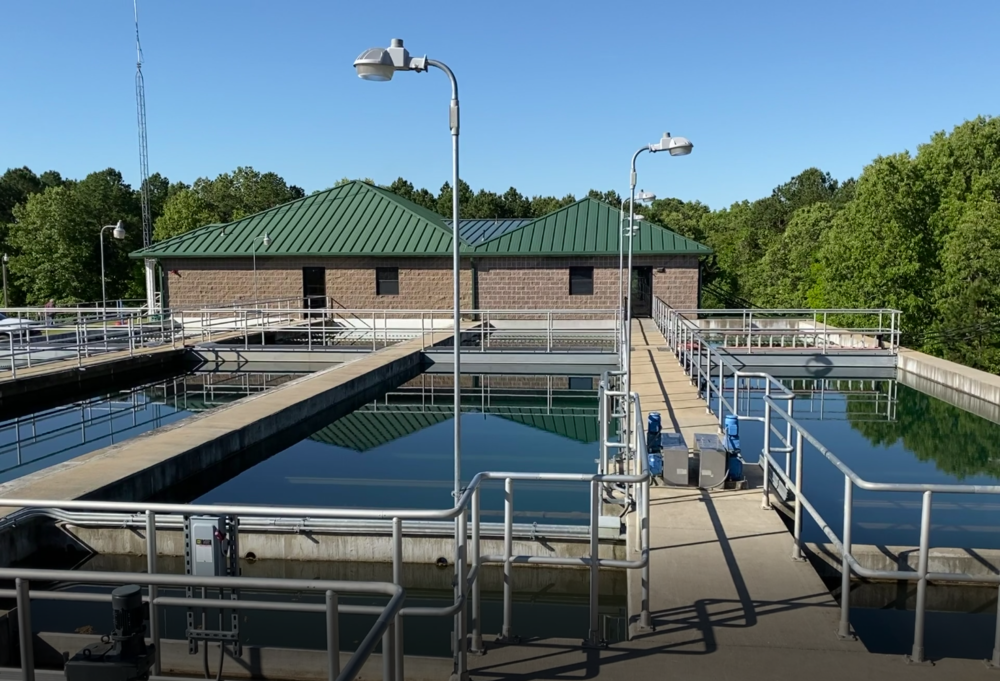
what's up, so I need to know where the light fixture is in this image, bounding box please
[112,220,126,240]
[353,38,428,81]
[263,234,272,247]
[650,132,694,156]
[636,190,656,203]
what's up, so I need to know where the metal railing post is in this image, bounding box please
[16,577,34,681]
[792,430,804,561]
[372,312,377,352]
[599,382,608,475]
[586,479,601,647]
[717,355,723,426]
[392,518,404,681]
[327,591,340,681]
[146,510,161,675]
[501,477,514,641]
[382,620,395,681]
[838,478,854,639]
[991,583,1000,667]
[456,507,468,680]
[470,486,482,653]
[547,311,552,352]
[908,490,933,664]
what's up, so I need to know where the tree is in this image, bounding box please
[154,187,215,241]
[8,169,142,304]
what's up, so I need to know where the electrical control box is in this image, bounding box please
[694,433,728,489]
[659,432,689,487]
[188,515,224,578]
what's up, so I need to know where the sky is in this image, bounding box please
[1,0,999,210]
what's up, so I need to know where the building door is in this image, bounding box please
[632,267,653,317]
[302,267,326,313]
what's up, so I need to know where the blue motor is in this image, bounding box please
[723,414,744,482]
[647,412,664,479]
[648,452,664,477]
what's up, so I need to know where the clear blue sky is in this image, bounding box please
[2,0,998,210]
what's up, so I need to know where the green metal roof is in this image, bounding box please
[131,182,459,259]
[471,198,711,256]
[132,188,710,259]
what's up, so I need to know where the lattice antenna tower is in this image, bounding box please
[134,0,152,248]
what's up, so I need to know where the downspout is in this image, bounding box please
[470,257,479,317]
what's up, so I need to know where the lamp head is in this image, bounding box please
[262,234,272,247]
[635,190,656,204]
[650,132,694,156]
[354,47,395,81]
[112,221,126,240]
[2,254,7,264]
[354,38,426,81]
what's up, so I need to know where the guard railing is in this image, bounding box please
[656,300,902,354]
[654,296,1000,666]
[0,391,650,679]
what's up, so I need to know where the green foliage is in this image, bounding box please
[8,169,143,304]
[848,385,1000,480]
[154,167,304,241]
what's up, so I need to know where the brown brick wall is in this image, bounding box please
[475,255,700,311]
[162,257,474,310]
[160,255,700,311]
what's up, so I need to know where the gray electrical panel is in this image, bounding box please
[695,433,728,489]
[184,515,241,657]
[660,432,689,487]
[188,516,224,577]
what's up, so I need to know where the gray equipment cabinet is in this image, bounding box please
[660,432,689,487]
[694,433,728,489]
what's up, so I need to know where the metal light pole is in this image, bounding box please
[354,38,466,678]
[623,134,692,438]
[2,254,8,308]
[618,195,653,368]
[252,234,271,302]
[100,221,126,310]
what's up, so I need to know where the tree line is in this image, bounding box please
[2,115,998,370]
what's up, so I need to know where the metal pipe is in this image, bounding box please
[456,507,468,678]
[909,490,933,664]
[501,477,513,640]
[991,583,1000,668]
[146,510,161,675]
[793,430,804,560]
[392,518,404,681]
[327,591,340,681]
[470,486,482,653]
[16,578,34,681]
[587,480,600,646]
[838,478,854,639]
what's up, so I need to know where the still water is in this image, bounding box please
[197,374,603,524]
[721,378,1000,549]
[0,369,297,485]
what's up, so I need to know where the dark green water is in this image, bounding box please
[196,374,604,525]
[719,378,1000,549]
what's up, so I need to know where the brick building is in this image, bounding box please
[132,181,710,315]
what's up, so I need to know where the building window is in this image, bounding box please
[569,266,594,295]
[569,376,593,391]
[376,267,399,296]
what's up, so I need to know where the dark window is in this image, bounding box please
[376,267,399,296]
[569,266,594,296]
[569,376,593,391]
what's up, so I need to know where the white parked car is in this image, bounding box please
[0,312,43,337]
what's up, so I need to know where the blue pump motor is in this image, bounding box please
[723,414,740,452]
[647,412,662,435]
[647,412,663,453]
[648,452,664,477]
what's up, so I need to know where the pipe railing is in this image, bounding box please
[0,566,403,681]
[654,295,1000,666]
[658,302,902,354]
[0,414,651,676]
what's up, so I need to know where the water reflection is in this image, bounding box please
[198,374,602,524]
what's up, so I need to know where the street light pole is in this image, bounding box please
[355,39,466,679]
[100,221,126,310]
[2,254,8,308]
[623,133,692,446]
[252,234,271,303]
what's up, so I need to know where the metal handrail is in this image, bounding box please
[654,295,1000,666]
[0,566,403,681]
